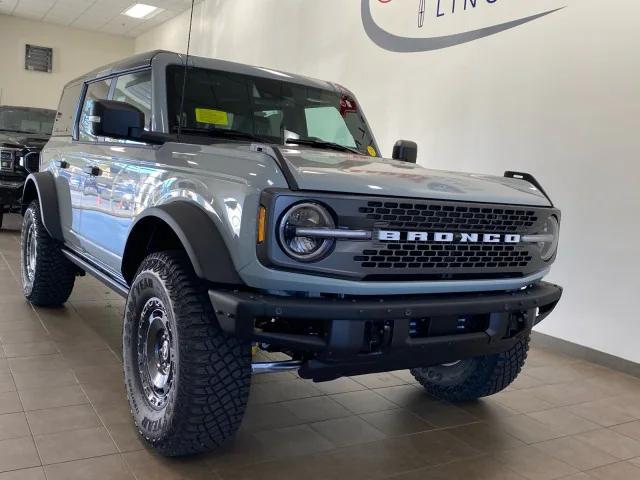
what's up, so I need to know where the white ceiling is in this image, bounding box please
[0,0,194,37]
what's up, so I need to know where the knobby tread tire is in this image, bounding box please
[21,200,75,306]
[411,335,530,402]
[123,250,251,457]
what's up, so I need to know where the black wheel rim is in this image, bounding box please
[137,297,175,410]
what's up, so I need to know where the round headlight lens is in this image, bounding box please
[540,215,560,261]
[278,203,335,261]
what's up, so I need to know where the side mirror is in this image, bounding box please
[392,140,418,164]
[89,100,145,140]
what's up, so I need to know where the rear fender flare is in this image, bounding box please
[21,172,63,241]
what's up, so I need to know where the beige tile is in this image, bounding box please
[12,369,78,391]
[525,365,593,385]
[447,421,526,452]
[522,382,612,407]
[509,373,547,390]
[493,445,578,480]
[281,395,351,423]
[0,330,50,345]
[373,384,429,407]
[81,380,127,406]
[409,400,479,428]
[457,398,520,420]
[611,420,640,441]
[240,402,304,432]
[3,342,58,358]
[494,389,555,414]
[350,372,407,389]
[0,437,40,473]
[26,404,100,435]
[392,456,528,480]
[574,428,640,460]
[252,424,334,458]
[107,421,146,453]
[359,409,434,436]
[44,455,134,480]
[0,374,16,393]
[587,461,640,480]
[0,413,29,441]
[310,416,386,446]
[534,436,618,470]
[71,364,122,384]
[34,426,117,464]
[124,449,217,480]
[569,399,639,427]
[0,467,45,480]
[0,391,23,414]
[390,370,419,384]
[62,349,119,368]
[492,414,564,444]
[527,408,601,435]
[331,390,398,414]
[19,385,88,411]
[7,355,67,374]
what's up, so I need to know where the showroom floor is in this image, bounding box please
[0,215,639,480]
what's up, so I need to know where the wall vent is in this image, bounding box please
[25,45,53,73]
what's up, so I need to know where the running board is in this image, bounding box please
[251,360,303,374]
[61,250,129,298]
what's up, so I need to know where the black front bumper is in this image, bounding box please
[209,281,562,381]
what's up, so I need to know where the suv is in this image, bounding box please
[21,51,562,457]
[0,106,55,228]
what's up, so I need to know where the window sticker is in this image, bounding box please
[195,108,229,126]
[367,145,377,157]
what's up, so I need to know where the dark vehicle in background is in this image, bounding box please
[0,106,55,228]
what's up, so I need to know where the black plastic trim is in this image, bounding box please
[250,144,299,190]
[504,171,554,207]
[62,249,129,297]
[121,201,243,286]
[22,172,63,241]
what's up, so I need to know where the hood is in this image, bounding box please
[0,131,49,150]
[278,148,551,207]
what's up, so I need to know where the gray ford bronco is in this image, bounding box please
[20,51,562,456]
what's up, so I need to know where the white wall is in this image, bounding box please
[136,0,640,363]
[0,15,134,109]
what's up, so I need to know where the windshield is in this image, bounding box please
[0,107,55,136]
[166,65,379,156]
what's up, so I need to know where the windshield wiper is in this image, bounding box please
[173,127,270,143]
[285,138,361,155]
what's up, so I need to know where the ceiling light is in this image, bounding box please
[122,3,161,19]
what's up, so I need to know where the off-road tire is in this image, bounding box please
[123,250,252,457]
[0,212,4,229]
[21,200,76,306]
[411,335,529,402]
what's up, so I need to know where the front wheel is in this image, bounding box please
[21,200,76,306]
[123,251,252,457]
[411,335,529,402]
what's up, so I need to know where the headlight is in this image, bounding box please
[278,202,335,261]
[539,215,560,261]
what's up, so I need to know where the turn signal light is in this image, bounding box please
[257,206,266,243]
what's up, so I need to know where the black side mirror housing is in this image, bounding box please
[392,140,418,163]
[89,100,145,140]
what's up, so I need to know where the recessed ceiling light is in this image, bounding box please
[122,3,162,19]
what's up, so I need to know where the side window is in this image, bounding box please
[52,83,82,137]
[112,71,152,130]
[78,79,111,142]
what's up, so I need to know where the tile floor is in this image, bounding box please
[1,214,640,480]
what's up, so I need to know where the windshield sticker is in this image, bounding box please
[367,145,377,157]
[195,108,229,126]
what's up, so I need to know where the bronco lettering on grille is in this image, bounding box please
[377,231,521,243]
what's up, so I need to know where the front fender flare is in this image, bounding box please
[122,201,244,286]
[22,172,63,241]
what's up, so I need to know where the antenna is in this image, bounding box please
[177,0,196,140]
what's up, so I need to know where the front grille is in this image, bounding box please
[355,201,536,274]
[0,150,14,171]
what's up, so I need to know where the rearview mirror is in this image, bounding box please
[392,140,418,164]
[88,100,145,140]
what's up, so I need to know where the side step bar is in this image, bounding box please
[61,249,129,298]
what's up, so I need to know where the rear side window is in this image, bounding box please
[112,70,152,130]
[78,79,111,142]
[52,83,82,137]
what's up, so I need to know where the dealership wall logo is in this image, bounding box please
[362,0,565,52]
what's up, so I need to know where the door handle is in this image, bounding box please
[57,160,69,169]
[84,166,101,176]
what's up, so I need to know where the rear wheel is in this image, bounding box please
[123,251,252,456]
[20,200,75,306]
[411,335,529,402]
